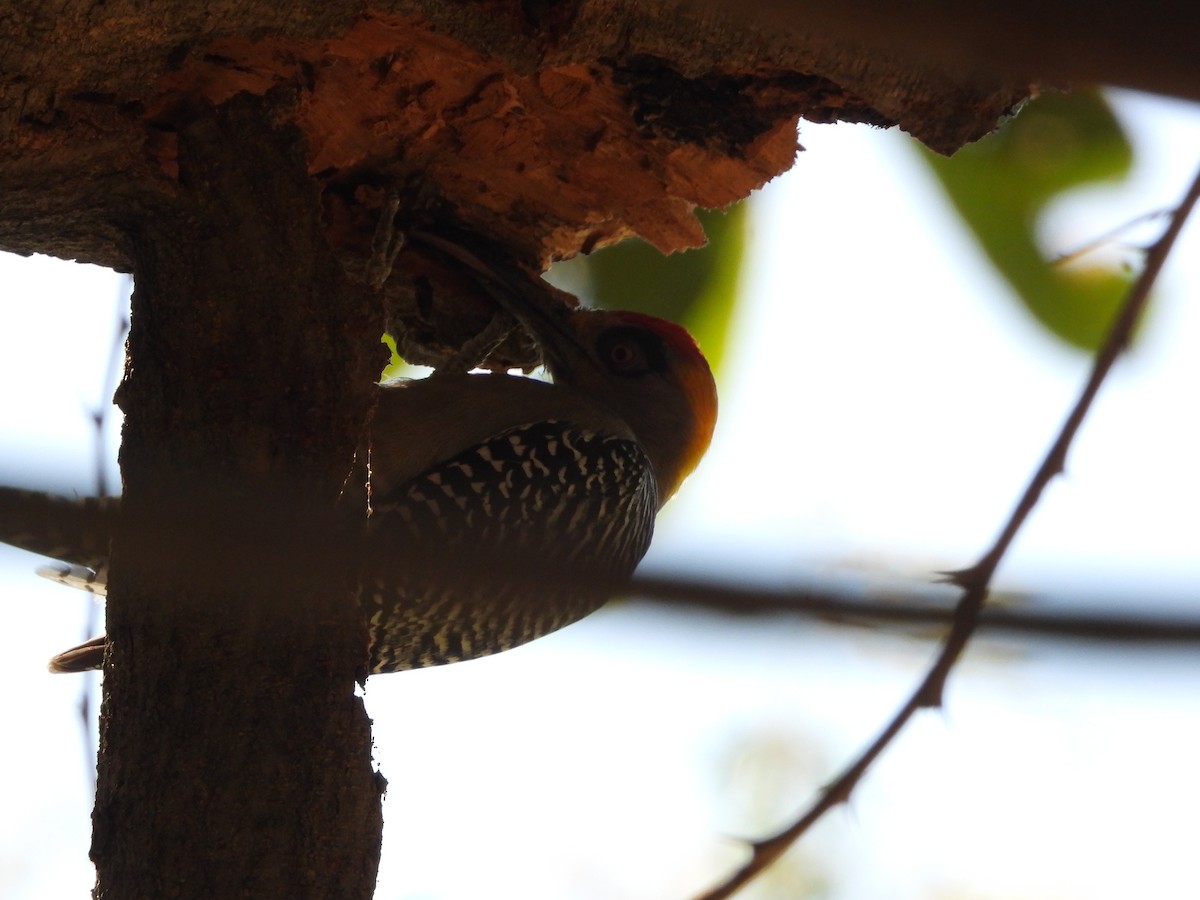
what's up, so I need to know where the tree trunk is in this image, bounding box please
[92,94,385,899]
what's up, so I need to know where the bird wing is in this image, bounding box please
[363,420,658,673]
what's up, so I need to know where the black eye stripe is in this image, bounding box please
[596,326,668,376]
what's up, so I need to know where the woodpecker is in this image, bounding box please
[1,248,717,674]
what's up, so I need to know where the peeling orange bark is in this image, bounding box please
[145,14,804,262]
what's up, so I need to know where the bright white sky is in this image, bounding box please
[1,89,1199,899]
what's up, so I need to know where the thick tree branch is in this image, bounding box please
[717,0,1200,101]
[0,1,1026,287]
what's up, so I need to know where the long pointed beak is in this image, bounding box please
[408,230,594,380]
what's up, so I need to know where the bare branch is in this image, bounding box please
[75,275,130,792]
[694,161,1200,900]
[1051,208,1174,267]
[632,575,1200,645]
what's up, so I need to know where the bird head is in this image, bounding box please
[404,231,718,503]
[520,305,718,505]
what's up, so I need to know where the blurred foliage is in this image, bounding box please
[715,727,830,900]
[921,90,1138,351]
[380,332,406,382]
[549,203,748,374]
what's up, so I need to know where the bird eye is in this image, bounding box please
[607,340,644,372]
[596,326,668,377]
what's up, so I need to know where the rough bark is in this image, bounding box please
[734,0,1200,104]
[0,2,1026,292]
[93,95,385,899]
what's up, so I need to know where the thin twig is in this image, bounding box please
[1051,206,1173,266]
[77,274,131,791]
[694,162,1200,900]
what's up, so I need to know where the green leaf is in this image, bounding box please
[921,90,1137,351]
[550,203,749,373]
[380,333,406,382]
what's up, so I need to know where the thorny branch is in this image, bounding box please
[77,276,130,790]
[694,161,1200,900]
